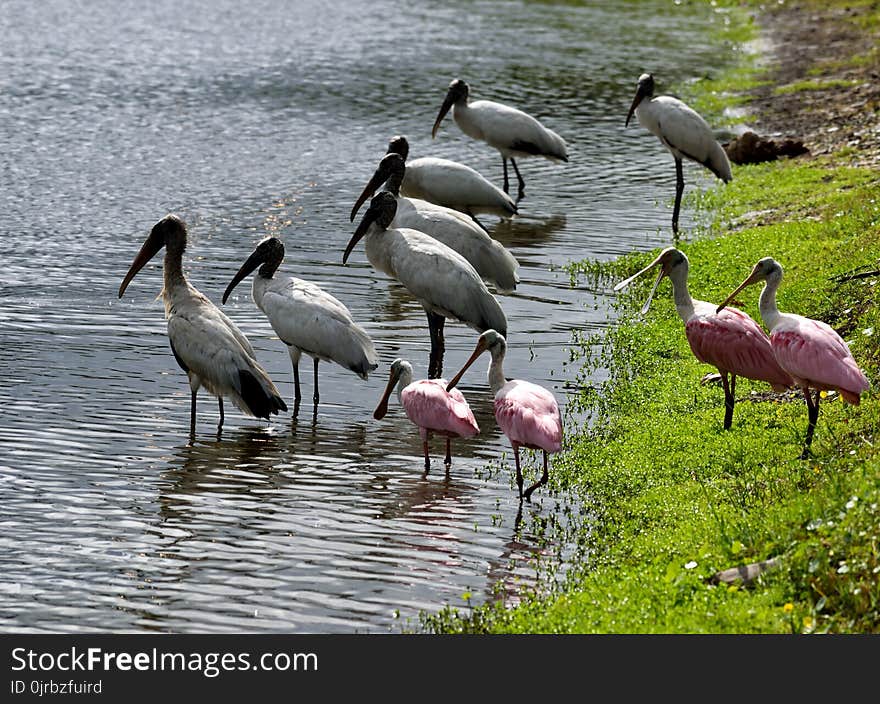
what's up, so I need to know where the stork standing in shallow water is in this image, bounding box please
[385,135,517,228]
[431,79,568,201]
[344,192,508,380]
[614,247,794,430]
[373,358,480,471]
[349,151,521,293]
[717,257,870,458]
[626,73,732,236]
[446,330,562,501]
[118,215,287,433]
[222,237,378,417]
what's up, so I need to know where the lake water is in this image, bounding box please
[0,0,738,633]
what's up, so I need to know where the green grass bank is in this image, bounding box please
[420,0,880,634]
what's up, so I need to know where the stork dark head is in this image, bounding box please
[432,78,470,139]
[118,214,187,298]
[222,237,285,305]
[343,191,398,265]
[386,135,410,161]
[349,152,406,222]
[626,72,655,127]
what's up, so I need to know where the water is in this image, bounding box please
[0,0,737,633]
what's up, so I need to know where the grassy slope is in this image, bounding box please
[422,1,880,634]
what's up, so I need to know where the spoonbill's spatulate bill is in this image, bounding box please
[373,358,479,470]
[614,247,794,430]
[349,151,521,293]
[432,79,568,200]
[344,192,508,381]
[625,73,732,235]
[118,215,287,433]
[717,257,870,458]
[446,330,562,501]
[222,236,378,417]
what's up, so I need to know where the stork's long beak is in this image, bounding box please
[118,230,164,298]
[716,265,762,314]
[222,248,264,304]
[343,206,377,265]
[373,365,403,420]
[446,336,489,392]
[350,159,392,223]
[432,89,455,139]
[625,84,646,127]
[613,251,667,316]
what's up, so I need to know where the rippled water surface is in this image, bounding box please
[1,0,736,632]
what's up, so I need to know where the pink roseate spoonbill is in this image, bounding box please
[118,215,287,433]
[344,191,508,380]
[373,358,480,470]
[446,330,562,501]
[717,257,870,458]
[626,73,732,235]
[431,79,568,201]
[614,247,794,430]
[385,135,517,228]
[349,151,521,293]
[222,237,379,416]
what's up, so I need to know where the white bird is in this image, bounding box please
[344,191,508,380]
[626,72,733,235]
[349,151,521,293]
[385,135,517,228]
[118,215,287,433]
[431,79,569,200]
[222,236,379,416]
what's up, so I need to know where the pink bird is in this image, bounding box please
[446,330,562,501]
[614,247,794,429]
[718,256,870,458]
[373,358,480,470]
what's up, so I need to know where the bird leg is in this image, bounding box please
[190,389,197,435]
[513,444,523,500]
[720,371,735,430]
[292,360,302,404]
[445,438,452,467]
[423,439,431,472]
[523,450,550,502]
[218,397,224,430]
[426,310,446,379]
[510,158,526,201]
[313,357,320,406]
[672,157,684,236]
[502,157,510,195]
[800,388,821,460]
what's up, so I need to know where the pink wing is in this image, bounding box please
[770,317,870,404]
[401,379,480,437]
[494,379,562,453]
[686,306,793,390]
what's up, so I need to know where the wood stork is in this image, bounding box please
[373,358,480,470]
[117,214,287,433]
[431,79,569,200]
[221,236,379,417]
[343,191,508,380]
[614,247,794,430]
[349,151,521,293]
[626,73,732,236]
[446,329,562,501]
[717,257,870,458]
[385,135,517,227]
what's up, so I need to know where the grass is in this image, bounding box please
[417,0,880,634]
[773,78,862,95]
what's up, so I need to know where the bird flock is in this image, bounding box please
[118,73,870,503]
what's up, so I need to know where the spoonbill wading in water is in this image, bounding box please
[344,192,508,381]
[431,79,569,201]
[446,330,562,501]
[118,215,287,433]
[614,247,794,429]
[349,151,521,293]
[626,73,732,236]
[373,358,480,471]
[717,257,870,459]
[222,236,378,417]
[385,135,516,230]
